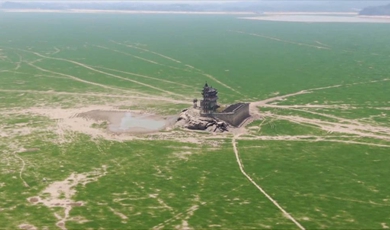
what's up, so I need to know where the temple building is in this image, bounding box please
[198,83,250,127]
[200,83,219,114]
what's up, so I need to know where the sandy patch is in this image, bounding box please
[109,207,128,221]
[0,89,190,105]
[248,81,390,142]
[266,113,390,141]
[239,15,390,23]
[25,106,117,143]
[263,12,358,15]
[67,216,90,224]
[173,151,193,161]
[19,106,176,142]
[154,204,200,230]
[78,110,176,134]
[360,15,390,20]
[27,166,107,230]
[2,9,255,15]
[18,224,37,230]
[0,131,8,137]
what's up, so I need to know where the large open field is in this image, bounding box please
[1,12,390,229]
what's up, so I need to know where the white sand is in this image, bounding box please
[1,9,255,15]
[240,14,390,23]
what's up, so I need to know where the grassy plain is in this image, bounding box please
[1,12,390,229]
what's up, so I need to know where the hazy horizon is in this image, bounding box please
[1,0,389,12]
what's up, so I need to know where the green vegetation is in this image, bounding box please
[238,140,390,229]
[1,12,390,229]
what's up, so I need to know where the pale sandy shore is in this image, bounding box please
[1,9,255,15]
[240,15,390,23]
[263,12,359,15]
[359,15,390,19]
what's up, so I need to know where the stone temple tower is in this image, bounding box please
[200,83,219,114]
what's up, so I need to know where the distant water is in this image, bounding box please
[117,112,166,131]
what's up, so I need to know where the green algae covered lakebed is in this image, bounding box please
[1,12,390,229]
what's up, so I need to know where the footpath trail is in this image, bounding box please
[235,81,390,229]
[26,62,137,95]
[93,44,200,74]
[110,41,244,96]
[21,50,190,100]
[249,80,390,142]
[232,134,305,230]
[110,40,182,64]
[94,66,197,90]
[13,151,29,187]
[230,30,330,50]
[0,89,191,105]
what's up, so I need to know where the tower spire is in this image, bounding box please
[200,83,218,114]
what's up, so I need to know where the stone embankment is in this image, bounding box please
[176,108,229,132]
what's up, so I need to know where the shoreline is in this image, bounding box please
[263,12,358,15]
[359,15,390,19]
[0,9,256,15]
[239,14,390,23]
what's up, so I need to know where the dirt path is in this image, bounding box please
[251,83,343,107]
[266,113,390,141]
[22,50,189,100]
[13,150,29,187]
[92,44,195,74]
[109,207,128,221]
[92,44,160,65]
[251,78,388,111]
[28,166,107,230]
[314,41,331,48]
[249,79,390,141]
[26,62,143,96]
[51,47,61,55]
[234,79,390,228]
[0,89,191,105]
[263,104,350,109]
[110,40,182,64]
[14,53,23,70]
[93,66,197,90]
[230,30,330,50]
[200,72,244,96]
[110,41,244,96]
[232,134,305,230]
[252,90,310,107]
[239,136,390,148]
[152,204,200,230]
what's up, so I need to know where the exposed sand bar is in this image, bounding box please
[240,15,390,23]
[263,12,359,15]
[360,15,390,19]
[1,9,255,15]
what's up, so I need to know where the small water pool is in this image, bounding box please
[78,110,174,134]
[109,112,168,133]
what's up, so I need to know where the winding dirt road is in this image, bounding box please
[232,134,305,230]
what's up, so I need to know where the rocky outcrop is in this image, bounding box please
[176,109,229,133]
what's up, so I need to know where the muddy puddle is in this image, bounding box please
[78,110,176,134]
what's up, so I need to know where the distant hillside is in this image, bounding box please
[360,3,390,15]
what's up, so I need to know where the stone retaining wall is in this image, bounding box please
[201,103,250,127]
